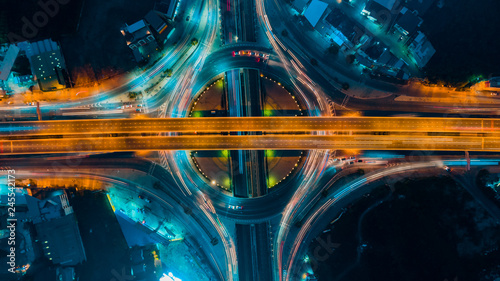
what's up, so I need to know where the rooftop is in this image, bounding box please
[35,214,87,266]
[405,0,437,15]
[325,8,366,45]
[292,0,310,12]
[28,39,67,91]
[395,8,422,35]
[303,0,328,28]
[409,31,436,68]
[372,0,397,10]
[145,10,168,33]
[0,44,20,81]
[154,0,177,19]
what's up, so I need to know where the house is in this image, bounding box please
[392,7,422,41]
[404,0,437,16]
[303,0,328,28]
[357,39,409,79]
[408,31,435,68]
[154,0,179,20]
[0,44,20,81]
[27,39,69,91]
[292,0,310,13]
[121,20,159,63]
[323,8,368,49]
[363,41,389,61]
[362,0,399,26]
[145,10,171,36]
[483,77,500,90]
[372,0,398,10]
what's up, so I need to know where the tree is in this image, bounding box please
[153,181,162,190]
[346,54,356,64]
[165,69,173,77]
[321,189,329,198]
[327,44,339,55]
[128,92,137,99]
[281,29,288,37]
[191,38,199,46]
[310,58,318,66]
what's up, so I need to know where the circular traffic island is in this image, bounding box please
[188,74,305,195]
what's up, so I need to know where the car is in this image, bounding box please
[232,51,236,57]
[228,205,243,210]
[238,50,246,55]
[136,108,142,112]
[491,92,499,96]
[137,104,143,107]
[443,166,451,172]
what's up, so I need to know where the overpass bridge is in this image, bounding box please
[1,117,500,136]
[1,117,500,154]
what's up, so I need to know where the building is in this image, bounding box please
[56,267,76,281]
[323,8,368,50]
[144,10,174,40]
[27,39,69,91]
[362,0,399,26]
[114,210,169,247]
[31,192,86,266]
[392,7,422,41]
[154,0,179,20]
[0,44,20,81]
[483,77,500,90]
[292,0,310,13]
[408,31,435,68]
[372,0,398,10]
[36,214,86,266]
[121,20,159,63]
[303,0,328,28]
[363,41,389,61]
[0,190,86,266]
[404,0,437,16]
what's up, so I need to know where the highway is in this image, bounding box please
[1,117,500,136]
[2,134,500,154]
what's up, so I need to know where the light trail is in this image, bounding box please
[2,117,500,136]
